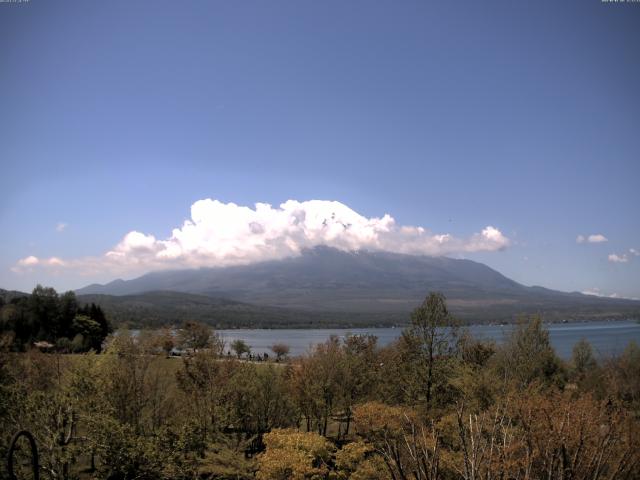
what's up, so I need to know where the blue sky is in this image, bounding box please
[1,0,638,298]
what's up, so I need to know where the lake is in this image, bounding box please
[216,319,640,359]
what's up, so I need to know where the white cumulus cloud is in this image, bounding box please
[577,233,607,244]
[18,255,40,266]
[587,234,608,243]
[56,222,68,233]
[12,199,511,276]
[607,248,639,264]
[608,253,629,263]
[11,256,66,273]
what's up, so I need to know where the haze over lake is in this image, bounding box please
[216,319,640,359]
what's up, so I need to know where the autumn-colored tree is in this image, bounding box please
[604,341,640,414]
[334,440,390,480]
[514,390,639,479]
[271,342,290,361]
[450,389,640,480]
[256,429,334,480]
[353,402,441,480]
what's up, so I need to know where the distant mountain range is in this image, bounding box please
[74,246,640,327]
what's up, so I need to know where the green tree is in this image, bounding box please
[231,339,251,359]
[338,334,378,436]
[176,349,239,450]
[72,314,102,351]
[402,292,459,407]
[87,302,112,342]
[29,285,60,341]
[178,321,218,352]
[571,338,596,378]
[58,291,78,339]
[494,315,564,389]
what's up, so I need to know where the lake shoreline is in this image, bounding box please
[178,315,638,332]
[208,319,640,360]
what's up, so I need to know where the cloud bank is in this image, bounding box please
[13,199,510,276]
[581,287,638,301]
[582,287,617,298]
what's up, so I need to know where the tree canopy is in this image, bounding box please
[0,285,111,352]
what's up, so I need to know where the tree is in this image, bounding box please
[159,327,175,356]
[29,285,60,340]
[458,329,495,367]
[0,287,111,352]
[339,334,378,436]
[605,341,640,413]
[256,429,334,480]
[494,315,564,389]
[290,336,342,436]
[571,338,596,378]
[176,348,236,450]
[224,363,297,436]
[403,292,459,407]
[334,441,389,480]
[178,321,217,352]
[500,389,640,479]
[353,402,441,480]
[271,343,290,361]
[231,339,251,359]
[58,291,78,339]
[87,303,111,342]
[71,333,85,352]
[72,314,102,351]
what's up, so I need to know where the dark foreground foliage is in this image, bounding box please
[1,292,639,479]
[0,286,111,352]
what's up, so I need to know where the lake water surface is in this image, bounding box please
[216,319,640,359]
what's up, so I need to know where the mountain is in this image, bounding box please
[0,288,29,303]
[76,246,640,324]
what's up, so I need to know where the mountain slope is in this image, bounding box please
[76,291,396,329]
[76,247,640,323]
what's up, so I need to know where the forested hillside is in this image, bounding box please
[76,291,401,329]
